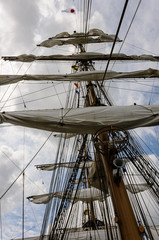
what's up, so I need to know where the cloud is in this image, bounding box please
[0,1,41,55]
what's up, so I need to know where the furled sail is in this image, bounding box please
[27,188,105,204]
[35,161,92,171]
[37,28,121,48]
[126,183,150,194]
[0,68,159,85]
[27,193,54,204]
[37,36,119,48]
[53,133,76,138]
[14,229,118,240]
[14,227,159,240]
[88,159,107,192]
[27,183,149,205]
[0,105,159,134]
[53,28,117,38]
[2,53,159,62]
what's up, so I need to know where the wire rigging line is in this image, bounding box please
[124,41,157,55]
[0,132,53,200]
[28,201,41,233]
[0,82,68,104]
[22,172,25,240]
[148,79,155,105]
[84,0,92,35]
[0,47,37,110]
[0,201,2,240]
[0,147,48,195]
[101,0,129,85]
[1,88,74,109]
[106,85,159,95]
[111,0,142,70]
[132,130,159,166]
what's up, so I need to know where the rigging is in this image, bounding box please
[102,0,129,85]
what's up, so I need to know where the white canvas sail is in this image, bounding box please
[14,229,120,240]
[27,183,149,205]
[27,188,105,204]
[0,68,159,85]
[0,105,159,134]
[37,28,121,48]
[126,183,150,194]
[35,161,92,171]
[53,28,116,38]
[37,36,119,47]
[2,52,159,62]
[2,53,159,62]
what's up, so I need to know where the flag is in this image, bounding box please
[74,83,79,88]
[62,8,75,14]
[84,209,89,215]
[72,65,78,70]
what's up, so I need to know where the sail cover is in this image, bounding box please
[2,53,159,62]
[0,68,159,85]
[27,188,104,204]
[1,105,159,134]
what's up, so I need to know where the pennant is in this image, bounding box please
[72,65,78,70]
[62,8,75,14]
[74,83,79,88]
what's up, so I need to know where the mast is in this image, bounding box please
[81,45,142,238]
[79,44,100,228]
[99,135,142,240]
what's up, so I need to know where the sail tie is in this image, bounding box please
[59,108,64,126]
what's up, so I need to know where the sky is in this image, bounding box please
[0,0,159,239]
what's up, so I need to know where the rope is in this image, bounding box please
[101,0,129,85]
[22,173,25,240]
[0,132,53,200]
[0,47,37,111]
[111,0,143,70]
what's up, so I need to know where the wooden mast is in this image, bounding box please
[99,134,142,240]
[86,72,142,240]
